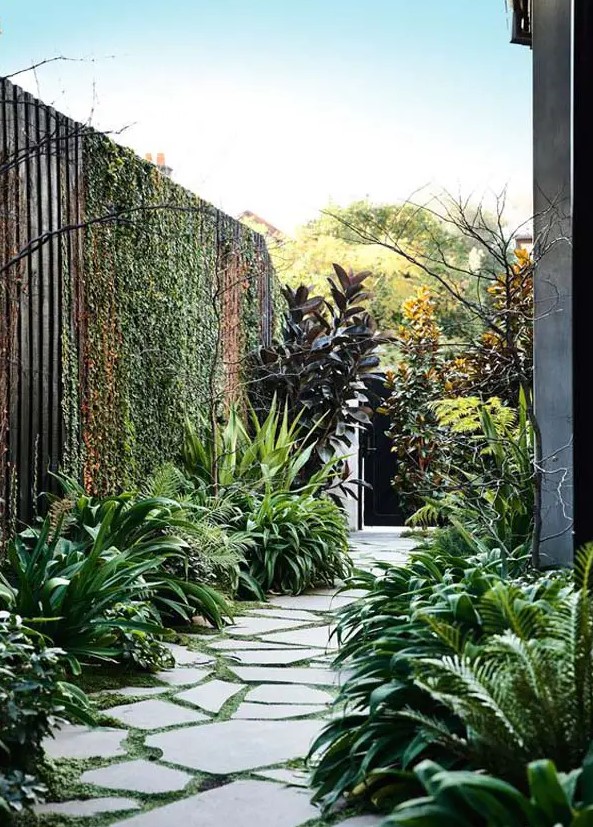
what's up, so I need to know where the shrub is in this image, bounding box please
[245,492,351,594]
[253,265,390,468]
[0,613,92,815]
[385,755,593,827]
[309,540,563,809]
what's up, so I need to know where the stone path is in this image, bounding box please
[35,529,412,827]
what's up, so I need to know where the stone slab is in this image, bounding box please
[42,725,128,760]
[226,647,323,666]
[246,684,333,705]
[106,687,167,699]
[33,798,140,817]
[175,679,242,713]
[250,609,323,622]
[229,666,339,686]
[155,667,210,686]
[268,595,354,611]
[164,642,214,666]
[233,703,324,719]
[262,626,337,650]
[228,616,306,637]
[207,639,291,651]
[81,759,191,794]
[109,779,319,827]
[337,817,383,826]
[254,768,309,787]
[146,719,322,774]
[107,699,207,730]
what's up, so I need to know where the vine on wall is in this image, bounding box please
[74,133,276,494]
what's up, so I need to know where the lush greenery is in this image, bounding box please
[59,132,278,499]
[0,613,92,815]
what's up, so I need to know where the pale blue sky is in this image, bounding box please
[0,1,532,230]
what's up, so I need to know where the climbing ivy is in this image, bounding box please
[71,132,277,495]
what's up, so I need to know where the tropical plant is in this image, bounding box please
[385,755,593,827]
[47,474,232,626]
[409,390,534,558]
[245,491,351,594]
[0,612,93,814]
[309,539,564,810]
[183,398,318,494]
[404,544,593,787]
[253,264,390,467]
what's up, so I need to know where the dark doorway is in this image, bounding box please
[360,379,403,526]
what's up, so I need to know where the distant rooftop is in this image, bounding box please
[238,211,286,240]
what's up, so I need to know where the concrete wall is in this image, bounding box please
[532,0,573,564]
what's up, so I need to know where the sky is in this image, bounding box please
[0,1,532,233]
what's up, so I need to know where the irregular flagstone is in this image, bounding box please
[164,642,214,666]
[145,719,322,773]
[262,626,337,650]
[268,594,355,611]
[109,779,319,827]
[155,667,210,686]
[42,725,128,760]
[103,686,167,699]
[33,798,140,817]
[175,679,243,713]
[228,616,308,637]
[250,609,325,622]
[254,768,309,787]
[229,666,339,686]
[207,639,293,651]
[246,683,334,705]
[233,702,325,719]
[81,759,191,794]
[226,647,323,665]
[107,699,208,730]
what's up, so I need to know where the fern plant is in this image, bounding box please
[407,544,593,787]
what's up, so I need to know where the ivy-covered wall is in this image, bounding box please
[68,134,276,495]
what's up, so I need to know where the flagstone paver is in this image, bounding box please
[104,686,167,698]
[38,529,412,827]
[42,725,129,759]
[174,679,243,712]
[33,798,140,817]
[233,702,325,719]
[246,683,334,705]
[146,718,322,773]
[155,666,210,686]
[207,638,293,651]
[164,642,214,665]
[107,699,208,729]
[255,768,309,787]
[263,625,337,649]
[229,665,340,685]
[229,616,309,636]
[227,647,323,665]
[109,779,319,827]
[81,758,192,794]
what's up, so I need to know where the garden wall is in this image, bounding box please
[0,78,276,528]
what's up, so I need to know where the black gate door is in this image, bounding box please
[360,379,403,526]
